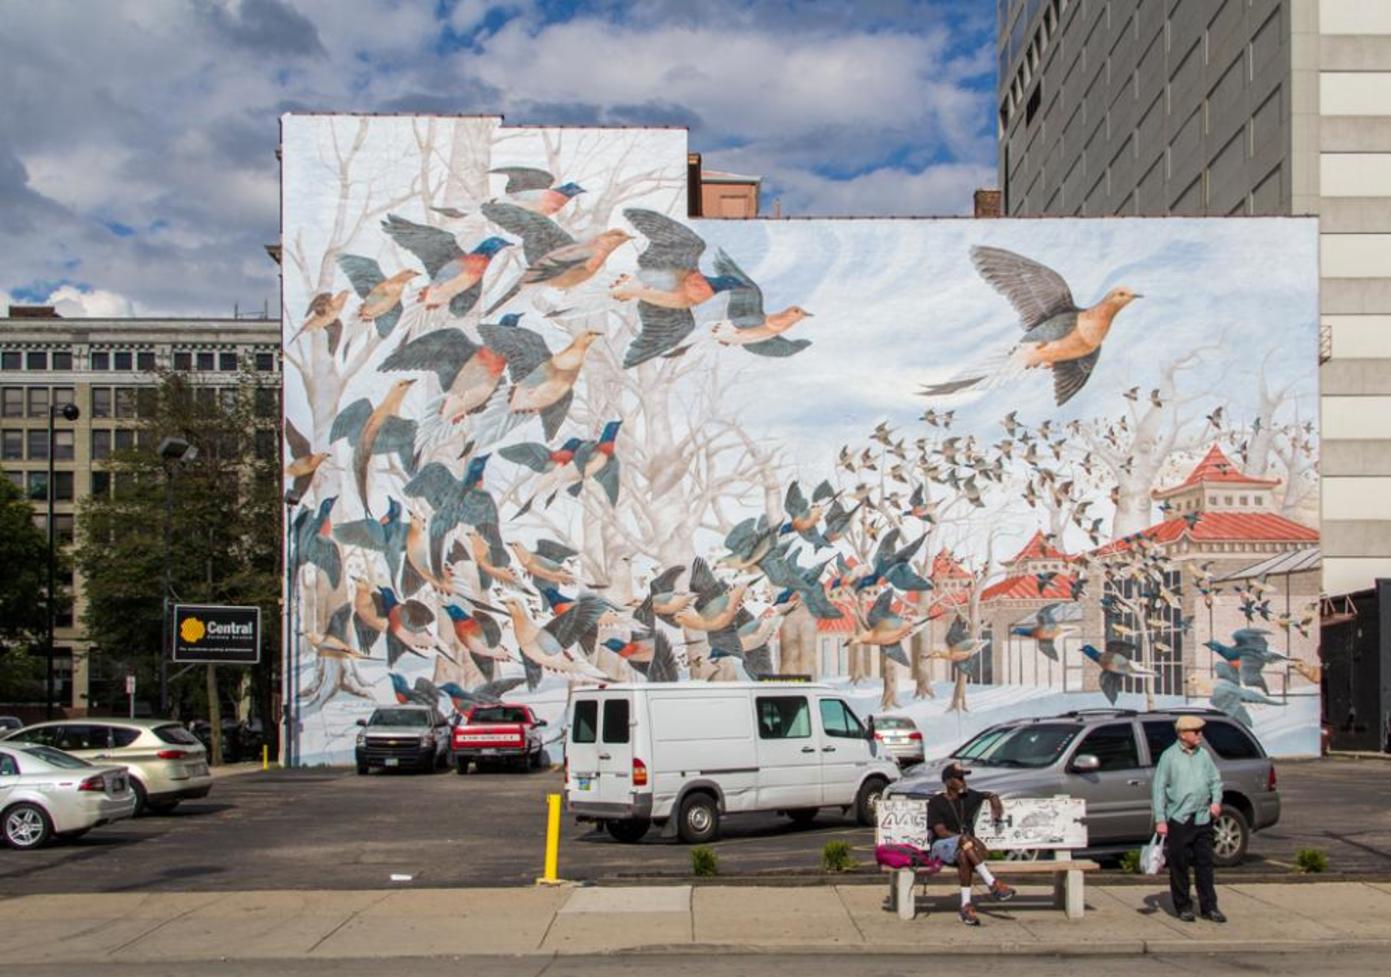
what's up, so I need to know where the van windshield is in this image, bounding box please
[954,723,1081,768]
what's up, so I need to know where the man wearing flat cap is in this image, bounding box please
[927,762,1015,926]
[1152,715,1227,923]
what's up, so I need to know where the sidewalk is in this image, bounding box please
[2,881,1390,964]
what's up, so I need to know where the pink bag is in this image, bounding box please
[874,844,943,873]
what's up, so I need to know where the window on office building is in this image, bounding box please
[27,471,47,501]
[219,387,239,413]
[136,350,156,371]
[219,351,238,372]
[91,429,111,460]
[113,351,132,371]
[27,429,48,460]
[52,350,72,370]
[254,428,276,460]
[3,470,21,490]
[196,351,215,371]
[53,429,74,461]
[254,386,278,417]
[135,387,157,417]
[90,351,109,370]
[1,430,21,460]
[53,387,74,410]
[91,387,111,418]
[0,351,19,370]
[54,512,75,545]
[173,351,192,371]
[255,351,276,372]
[26,351,47,370]
[27,386,49,417]
[91,470,111,496]
[114,387,136,418]
[113,429,135,452]
[53,471,74,502]
[2,387,22,417]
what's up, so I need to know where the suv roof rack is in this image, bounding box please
[1145,706,1228,716]
[1060,709,1138,717]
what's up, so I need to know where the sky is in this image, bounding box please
[0,0,997,319]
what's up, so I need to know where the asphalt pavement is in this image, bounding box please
[1,757,1387,893]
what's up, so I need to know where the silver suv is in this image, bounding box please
[889,707,1279,866]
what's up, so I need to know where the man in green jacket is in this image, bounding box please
[1152,715,1226,923]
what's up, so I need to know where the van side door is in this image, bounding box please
[566,696,600,800]
[596,694,636,807]
[753,694,821,809]
[817,697,871,805]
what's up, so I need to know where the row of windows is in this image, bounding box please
[4,468,76,502]
[2,427,149,460]
[1,386,75,418]
[1,349,278,373]
[2,384,280,420]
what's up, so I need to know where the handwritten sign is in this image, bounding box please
[876,796,1088,851]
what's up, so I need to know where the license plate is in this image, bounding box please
[188,763,209,776]
[577,776,593,791]
[384,757,399,767]
[481,748,499,756]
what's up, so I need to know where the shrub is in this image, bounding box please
[1118,850,1142,874]
[691,845,718,877]
[821,839,855,872]
[1294,848,1328,874]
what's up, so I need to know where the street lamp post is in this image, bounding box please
[282,488,301,767]
[45,402,81,721]
[157,437,197,717]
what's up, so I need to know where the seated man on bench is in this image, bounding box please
[928,762,1016,926]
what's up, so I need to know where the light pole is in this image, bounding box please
[282,488,301,767]
[157,436,197,716]
[45,402,80,720]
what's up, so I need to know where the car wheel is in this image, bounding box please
[677,792,719,844]
[455,757,470,775]
[605,818,651,844]
[130,778,150,816]
[855,777,888,827]
[786,808,819,827]
[3,803,54,850]
[1212,805,1250,867]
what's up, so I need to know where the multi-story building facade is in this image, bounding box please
[996,0,1391,596]
[0,307,279,715]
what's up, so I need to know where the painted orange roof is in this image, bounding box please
[931,549,972,580]
[1155,444,1280,498]
[980,572,1076,602]
[1007,530,1068,564]
[1091,510,1318,556]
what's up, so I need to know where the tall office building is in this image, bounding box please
[996,0,1391,596]
[0,308,279,715]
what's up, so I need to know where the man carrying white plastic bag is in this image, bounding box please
[1151,714,1227,923]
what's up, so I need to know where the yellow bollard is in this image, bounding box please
[536,792,563,885]
[262,744,269,771]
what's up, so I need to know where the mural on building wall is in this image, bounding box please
[282,114,1321,766]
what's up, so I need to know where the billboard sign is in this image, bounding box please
[173,604,261,665]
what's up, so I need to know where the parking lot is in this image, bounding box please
[1,758,1388,893]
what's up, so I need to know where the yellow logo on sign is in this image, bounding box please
[180,617,206,644]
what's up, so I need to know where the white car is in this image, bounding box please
[0,743,137,849]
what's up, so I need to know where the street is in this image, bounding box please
[1,757,1387,892]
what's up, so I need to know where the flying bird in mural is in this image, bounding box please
[674,557,750,659]
[469,320,603,444]
[1202,628,1289,695]
[378,313,523,452]
[337,255,417,344]
[334,497,407,590]
[381,214,511,317]
[489,167,586,215]
[292,496,341,589]
[1010,602,1078,661]
[928,616,985,677]
[757,545,842,620]
[856,529,933,593]
[508,539,578,586]
[780,479,836,549]
[633,565,694,630]
[305,602,372,661]
[1186,665,1285,729]
[376,586,438,666]
[503,596,609,682]
[441,603,512,675]
[501,435,583,515]
[402,454,501,579]
[329,378,418,515]
[918,245,1141,406]
[565,420,622,505]
[284,418,331,501]
[709,250,815,357]
[602,631,679,682]
[463,527,528,592]
[1081,640,1156,704]
[853,590,926,668]
[289,290,349,354]
[718,515,781,573]
[479,202,633,315]
[389,672,441,708]
[611,209,750,367]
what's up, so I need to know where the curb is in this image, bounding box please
[593,871,1391,887]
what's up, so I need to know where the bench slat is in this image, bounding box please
[880,860,1099,874]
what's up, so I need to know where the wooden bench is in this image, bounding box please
[885,851,1101,920]
[877,796,1099,920]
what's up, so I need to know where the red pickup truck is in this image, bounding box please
[451,703,547,774]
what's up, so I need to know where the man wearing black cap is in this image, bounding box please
[927,762,1015,926]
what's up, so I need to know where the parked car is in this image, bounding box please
[888,707,1279,866]
[354,706,450,774]
[565,682,900,844]
[4,719,211,815]
[451,703,547,774]
[871,715,925,767]
[0,717,23,734]
[189,718,266,763]
[0,742,137,849]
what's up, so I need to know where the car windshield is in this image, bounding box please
[954,723,1081,768]
[369,709,430,727]
[472,706,528,724]
[874,717,913,730]
[19,745,91,769]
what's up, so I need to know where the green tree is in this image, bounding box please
[75,371,282,759]
[0,478,54,701]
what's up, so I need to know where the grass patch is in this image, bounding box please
[821,839,856,872]
[691,845,718,877]
[1294,848,1328,874]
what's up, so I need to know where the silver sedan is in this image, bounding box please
[0,743,137,849]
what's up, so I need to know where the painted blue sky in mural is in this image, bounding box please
[2,0,994,317]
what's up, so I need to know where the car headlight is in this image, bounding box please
[356,733,366,747]
[420,733,434,747]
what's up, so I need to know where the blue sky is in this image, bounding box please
[0,0,997,317]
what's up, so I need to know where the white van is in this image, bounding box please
[564,682,900,843]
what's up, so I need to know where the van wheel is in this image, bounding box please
[854,777,888,827]
[605,818,651,843]
[1212,804,1250,867]
[678,793,719,844]
[786,808,818,826]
